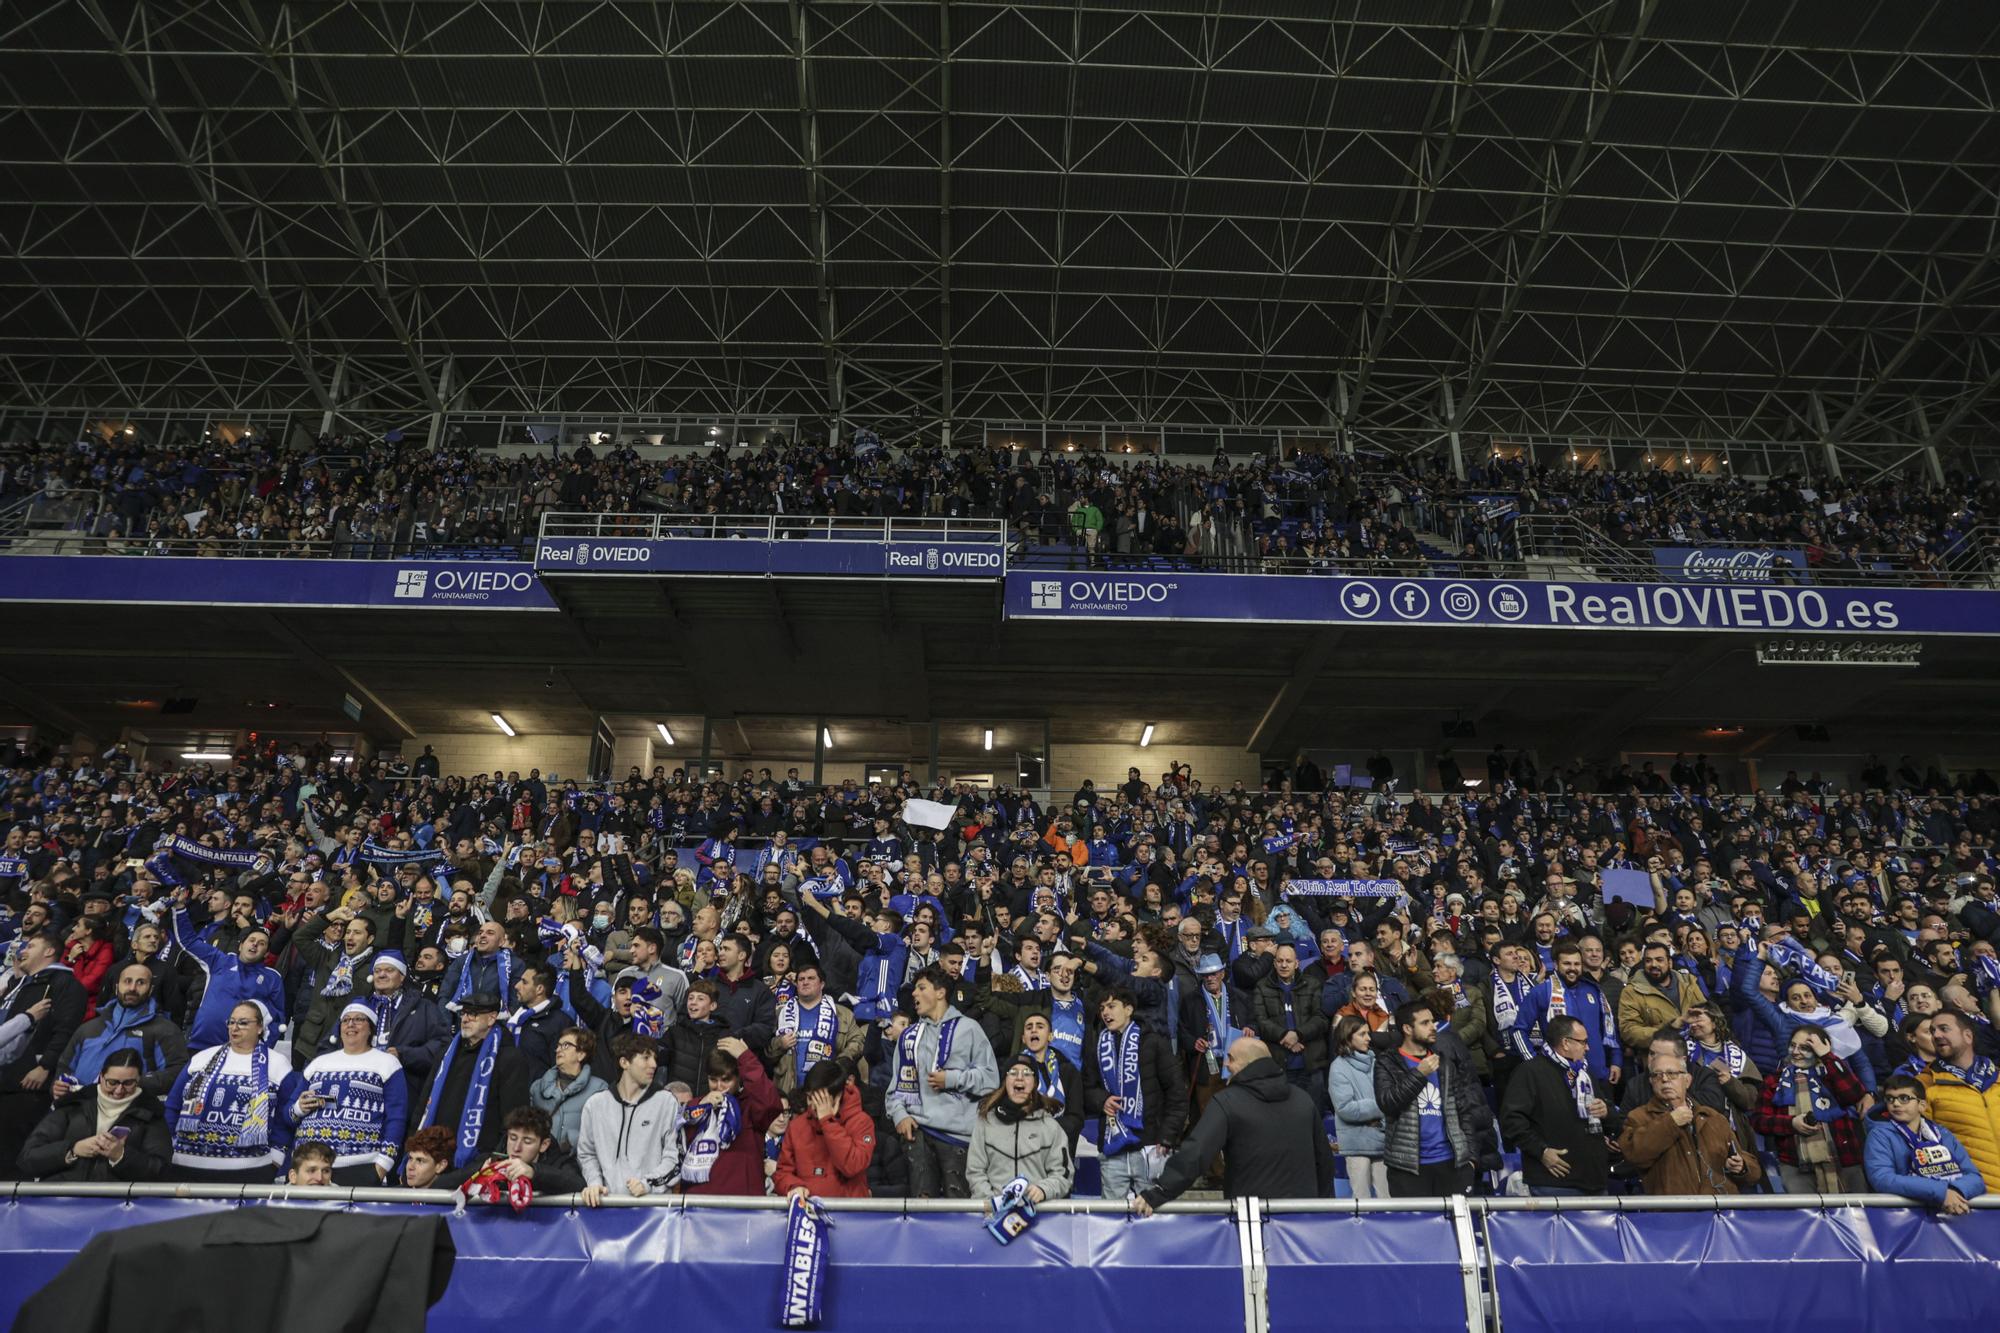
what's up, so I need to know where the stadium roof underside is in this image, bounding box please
[4,0,2000,462]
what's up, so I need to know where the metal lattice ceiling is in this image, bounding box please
[3,0,2000,454]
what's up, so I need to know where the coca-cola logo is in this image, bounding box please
[1673,548,1790,583]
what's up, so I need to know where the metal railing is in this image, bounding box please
[0,534,528,560]
[537,511,1009,543]
[6,1182,1990,1333]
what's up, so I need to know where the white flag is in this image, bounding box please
[903,798,957,831]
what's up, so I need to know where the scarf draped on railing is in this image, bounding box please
[779,1194,830,1329]
[984,1176,1038,1246]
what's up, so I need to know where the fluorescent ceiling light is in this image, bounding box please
[180,752,232,761]
[491,713,516,737]
[983,728,994,751]
[1139,724,1155,747]
[656,723,675,745]
[822,727,834,749]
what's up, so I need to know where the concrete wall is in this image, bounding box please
[1048,743,1261,795]
[398,732,593,780]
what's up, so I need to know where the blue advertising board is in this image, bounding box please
[0,556,557,611]
[1004,570,2000,636]
[1652,545,1811,583]
[534,537,1005,578]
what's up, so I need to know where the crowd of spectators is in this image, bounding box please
[6,430,1991,583]
[0,739,1993,1216]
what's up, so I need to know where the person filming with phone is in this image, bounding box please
[17,1050,171,1182]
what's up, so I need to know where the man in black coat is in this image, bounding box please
[414,996,531,1164]
[505,962,569,1081]
[1135,1038,1332,1212]
[17,1049,171,1182]
[1498,1014,1622,1195]
[0,933,88,1179]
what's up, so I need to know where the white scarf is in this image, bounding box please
[96,1087,139,1137]
[1781,1004,1861,1059]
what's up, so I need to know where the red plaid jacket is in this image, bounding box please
[1751,1053,1870,1168]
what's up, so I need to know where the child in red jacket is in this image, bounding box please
[775,1061,877,1199]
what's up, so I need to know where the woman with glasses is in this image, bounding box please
[163,1000,304,1183]
[530,1026,606,1150]
[18,1050,171,1182]
[1864,1074,1986,1215]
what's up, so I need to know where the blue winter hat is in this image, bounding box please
[1195,953,1226,975]
[372,950,409,976]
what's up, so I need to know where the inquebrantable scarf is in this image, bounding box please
[779,1194,830,1329]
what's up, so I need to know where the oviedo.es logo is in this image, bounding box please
[1046,577,1176,612]
[390,567,539,602]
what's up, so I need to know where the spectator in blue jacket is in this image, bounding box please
[168,893,286,1050]
[1865,1074,1985,1214]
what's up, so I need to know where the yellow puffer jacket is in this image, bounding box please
[1919,1064,2000,1184]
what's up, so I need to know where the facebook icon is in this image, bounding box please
[1388,582,1430,620]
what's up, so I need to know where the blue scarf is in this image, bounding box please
[1048,995,1085,1070]
[419,1026,502,1167]
[1766,934,1842,998]
[985,1176,1038,1246]
[449,947,513,1010]
[1893,1118,1965,1181]
[779,1195,829,1329]
[1007,966,1048,992]
[1934,1056,2000,1095]
[1771,1058,1851,1120]
[1023,1046,1065,1106]
[1686,1037,1747,1079]
[895,1016,959,1095]
[1097,1022,1145,1156]
[629,979,666,1038]
[1202,986,1237,1080]
[780,997,840,1086]
[682,1093,742,1184]
[153,835,270,874]
[182,1043,274,1151]
[70,998,160,1084]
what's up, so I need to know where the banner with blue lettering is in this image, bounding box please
[1652,546,1811,584]
[1005,571,2000,637]
[536,538,1005,579]
[0,558,556,611]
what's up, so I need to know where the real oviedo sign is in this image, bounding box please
[534,537,1005,578]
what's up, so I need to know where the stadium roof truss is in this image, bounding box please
[2,0,1999,460]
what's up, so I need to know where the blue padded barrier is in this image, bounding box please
[1485,1205,2000,1333]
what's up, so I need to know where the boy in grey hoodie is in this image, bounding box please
[576,1033,683,1204]
[886,968,1000,1198]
